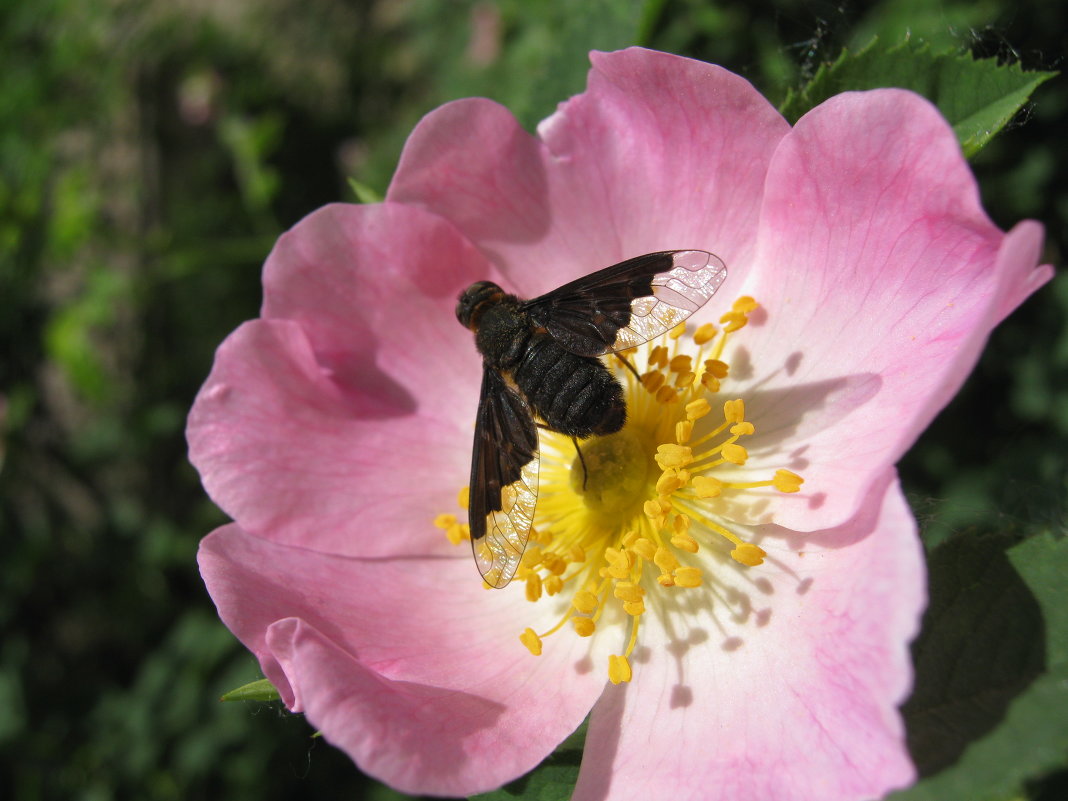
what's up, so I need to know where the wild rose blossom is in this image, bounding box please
[189,48,1051,800]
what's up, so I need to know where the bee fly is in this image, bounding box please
[456,250,727,587]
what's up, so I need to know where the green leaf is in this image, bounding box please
[347,177,383,204]
[779,41,1056,157]
[476,0,651,131]
[471,720,587,801]
[1012,533,1068,669]
[220,678,282,703]
[891,532,1068,801]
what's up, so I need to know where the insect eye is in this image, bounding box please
[456,281,502,328]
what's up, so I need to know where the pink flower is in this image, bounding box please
[189,48,1051,800]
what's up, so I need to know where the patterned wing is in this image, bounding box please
[523,250,727,357]
[468,366,540,588]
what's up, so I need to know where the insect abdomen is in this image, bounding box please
[513,334,624,438]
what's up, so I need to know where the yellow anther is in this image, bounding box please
[669,354,693,373]
[723,398,745,424]
[685,398,712,420]
[457,486,470,509]
[613,582,645,603]
[720,311,748,333]
[672,513,691,533]
[630,537,656,561]
[733,296,759,313]
[525,573,543,603]
[656,470,684,495]
[731,543,767,567]
[608,654,632,684]
[730,421,755,436]
[542,553,567,575]
[773,469,805,493]
[567,544,587,562]
[704,359,729,378]
[621,530,640,548]
[535,527,555,546]
[693,322,717,344]
[675,419,694,443]
[701,373,721,393]
[604,546,634,571]
[433,513,457,528]
[642,370,666,393]
[445,524,468,545]
[607,562,631,580]
[657,574,676,587]
[573,590,599,614]
[544,575,563,595]
[721,443,748,465]
[654,545,679,573]
[692,475,723,498]
[655,385,679,404]
[655,444,693,468]
[572,617,596,637]
[520,628,543,655]
[520,547,543,569]
[649,345,669,367]
[623,600,646,616]
[674,566,703,588]
[669,322,687,340]
[671,534,699,553]
[675,371,696,388]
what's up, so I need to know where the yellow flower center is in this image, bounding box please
[434,296,804,684]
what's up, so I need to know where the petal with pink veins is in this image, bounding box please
[723,90,1050,532]
[188,202,504,554]
[199,524,607,797]
[188,318,473,556]
[575,471,924,801]
[389,47,791,297]
[261,202,490,415]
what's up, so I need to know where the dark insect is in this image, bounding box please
[456,250,727,587]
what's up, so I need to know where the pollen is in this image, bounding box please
[437,295,806,684]
[520,627,543,655]
[608,654,632,684]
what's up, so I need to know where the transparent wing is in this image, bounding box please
[468,367,540,588]
[523,250,727,357]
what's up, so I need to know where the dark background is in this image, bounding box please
[1,1,1063,799]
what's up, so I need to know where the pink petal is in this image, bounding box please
[199,525,604,797]
[389,47,790,297]
[261,202,490,416]
[187,318,471,556]
[575,471,923,801]
[991,220,1053,324]
[731,89,1050,531]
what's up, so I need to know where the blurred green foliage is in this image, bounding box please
[0,1,1063,800]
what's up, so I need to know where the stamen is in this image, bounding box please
[573,617,596,636]
[608,654,632,684]
[731,543,767,567]
[520,628,543,655]
[693,322,717,345]
[773,469,805,492]
[436,295,804,684]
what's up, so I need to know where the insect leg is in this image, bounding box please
[571,436,589,490]
[613,353,641,381]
